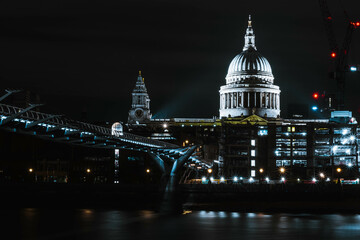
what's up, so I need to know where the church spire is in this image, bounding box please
[128,71,152,124]
[243,15,257,51]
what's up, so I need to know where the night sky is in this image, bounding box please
[1,0,360,122]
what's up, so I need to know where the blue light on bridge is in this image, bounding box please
[312,106,318,111]
[350,66,357,72]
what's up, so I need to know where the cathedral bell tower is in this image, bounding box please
[128,71,152,124]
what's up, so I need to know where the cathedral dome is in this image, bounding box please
[225,15,274,85]
[219,15,281,119]
[226,48,273,83]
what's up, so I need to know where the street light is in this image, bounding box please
[336,167,342,184]
[86,168,91,173]
[279,167,285,173]
[207,168,213,174]
[28,168,33,173]
[146,169,150,173]
[319,172,325,178]
[259,168,264,173]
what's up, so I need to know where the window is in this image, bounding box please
[251,150,255,157]
[251,160,256,167]
[251,170,256,177]
[251,139,256,146]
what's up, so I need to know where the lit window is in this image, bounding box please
[251,139,255,146]
[251,160,256,167]
[251,170,256,177]
[251,150,255,157]
[292,127,295,132]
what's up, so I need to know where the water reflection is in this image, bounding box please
[3,208,360,240]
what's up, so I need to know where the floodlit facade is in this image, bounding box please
[126,16,360,182]
[219,15,281,119]
[128,71,152,124]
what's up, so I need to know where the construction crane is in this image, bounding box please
[318,0,360,110]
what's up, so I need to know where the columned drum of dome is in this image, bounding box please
[219,15,281,119]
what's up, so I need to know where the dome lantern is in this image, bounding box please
[243,15,257,51]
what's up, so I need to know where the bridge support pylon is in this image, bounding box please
[147,145,197,213]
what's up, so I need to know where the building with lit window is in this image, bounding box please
[126,16,360,183]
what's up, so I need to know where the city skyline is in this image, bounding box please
[1,0,360,122]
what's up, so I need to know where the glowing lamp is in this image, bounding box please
[331,52,336,58]
[312,106,318,111]
[350,66,357,72]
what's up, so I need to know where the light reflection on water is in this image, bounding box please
[3,208,360,240]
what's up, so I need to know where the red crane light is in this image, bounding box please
[313,93,319,99]
[356,22,360,27]
[331,52,336,58]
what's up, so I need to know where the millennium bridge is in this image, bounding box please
[0,89,210,193]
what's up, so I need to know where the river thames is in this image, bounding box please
[4,208,360,239]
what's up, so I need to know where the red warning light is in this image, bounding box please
[351,22,360,27]
[331,52,336,58]
[313,93,319,100]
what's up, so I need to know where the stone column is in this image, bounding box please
[273,93,275,109]
[221,94,224,109]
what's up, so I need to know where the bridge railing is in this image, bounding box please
[0,103,178,149]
